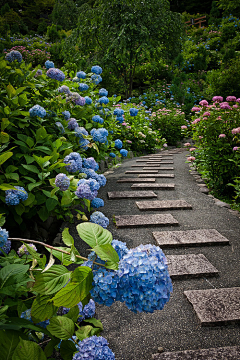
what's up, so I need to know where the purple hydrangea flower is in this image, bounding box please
[18,243,37,257]
[55,173,70,191]
[46,68,65,81]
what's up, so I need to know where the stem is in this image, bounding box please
[8,238,105,267]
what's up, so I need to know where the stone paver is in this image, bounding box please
[167,254,218,279]
[125,170,159,174]
[139,174,174,178]
[136,159,152,162]
[152,229,230,248]
[117,178,156,183]
[152,346,240,359]
[131,183,175,190]
[136,199,192,211]
[184,287,240,325]
[143,167,163,170]
[115,213,179,228]
[131,165,146,167]
[147,161,174,164]
[108,191,157,199]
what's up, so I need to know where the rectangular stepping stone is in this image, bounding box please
[117,178,156,183]
[166,254,218,279]
[152,346,240,360]
[131,183,175,190]
[131,165,145,167]
[139,174,174,178]
[143,167,162,170]
[115,213,178,228]
[152,229,230,248]
[156,167,174,170]
[184,287,240,325]
[108,191,157,199]
[125,170,159,174]
[136,159,151,162]
[147,161,174,164]
[143,164,163,167]
[136,199,192,211]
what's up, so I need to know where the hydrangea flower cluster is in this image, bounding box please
[226,96,236,102]
[5,186,28,206]
[5,50,22,63]
[85,96,92,105]
[109,152,116,158]
[58,85,70,94]
[62,110,71,120]
[45,60,54,69]
[0,239,11,255]
[18,243,37,257]
[72,336,115,360]
[0,227,9,248]
[75,96,86,106]
[99,96,109,105]
[75,180,98,200]
[34,69,42,77]
[91,128,108,143]
[116,116,124,124]
[75,127,89,140]
[212,96,223,103]
[114,139,123,149]
[76,71,86,79]
[62,299,95,322]
[29,104,46,118]
[64,152,82,173]
[46,68,65,81]
[55,173,70,191]
[91,74,102,85]
[79,138,90,150]
[91,65,102,75]
[91,197,104,208]
[92,115,104,124]
[79,83,89,91]
[120,149,128,157]
[99,88,108,96]
[90,211,109,228]
[82,157,99,171]
[68,118,78,130]
[113,108,124,117]
[129,108,139,116]
[111,239,128,260]
[20,309,50,328]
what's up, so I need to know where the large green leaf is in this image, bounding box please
[47,316,74,340]
[75,325,93,341]
[22,164,39,174]
[0,264,29,288]
[31,295,58,323]
[0,318,51,335]
[23,243,45,269]
[76,222,113,248]
[61,190,72,206]
[84,317,103,330]
[36,127,47,142]
[32,265,70,295]
[51,267,93,307]
[62,228,74,247]
[93,244,119,270]
[60,340,77,360]
[0,151,13,165]
[43,337,59,358]
[46,247,83,266]
[0,330,27,360]
[12,338,47,360]
[62,305,79,323]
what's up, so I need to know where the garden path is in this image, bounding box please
[70,148,240,360]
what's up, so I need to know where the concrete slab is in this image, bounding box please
[136,159,151,162]
[131,165,145,167]
[152,229,230,248]
[117,178,156,183]
[184,287,240,325]
[131,183,175,190]
[147,161,174,164]
[125,170,159,174]
[152,346,240,359]
[136,199,192,211]
[167,254,218,279]
[108,191,157,199]
[115,213,179,228]
[139,174,175,178]
[143,167,163,170]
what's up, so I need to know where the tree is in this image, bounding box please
[216,0,240,17]
[67,0,184,97]
[52,0,80,30]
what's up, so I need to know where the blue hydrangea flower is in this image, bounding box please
[111,239,128,260]
[90,268,119,306]
[82,168,99,181]
[79,138,90,150]
[67,118,78,130]
[46,68,65,81]
[92,128,108,143]
[90,211,109,228]
[62,110,71,120]
[92,115,104,124]
[62,299,95,322]
[113,108,124,116]
[78,178,100,192]
[0,227,9,248]
[79,83,89,91]
[75,96,86,106]
[75,183,97,200]
[55,173,70,191]
[45,60,54,69]
[91,197,104,208]
[96,174,106,187]
[64,152,82,173]
[99,88,108,96]
[5,193,19,205]
[116,116,124,124]
[82,157,99,171]
[129,108,139,116]
[91,65,103,75]
[91,74,102,85]
[114,139,123,149]
[85,96,92,105]
[0,239,11,255]
[72,335,115,360]
[109,130,113,134]
[5,186,28,205]
[76,71,86,79]
[29,104,46,118]
[99,96,109,105]
[5,50,22,63]
[74,127,89,140]
[58,85,70,94]
[120,149,128,157]
[109,152,116,158]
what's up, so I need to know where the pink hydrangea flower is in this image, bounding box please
[199,136,203,139]
[199,100,208,106]
[187,156,196,162]
[236,98,240,103]
[232,104,238,108]
[220,102,231,109]
[232,127,240,134]
[126,140,132,144]
[184,142,191,147]
[181,125,187,129]
[191,107,201,112]
[233,147,239,151]
[190,148,196,151]
[226,96,236,102]
[219,134,226,138]
[192,118,201,125]
[163,143,168,147]
[212,96,223,103]
[203,111,211,117]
